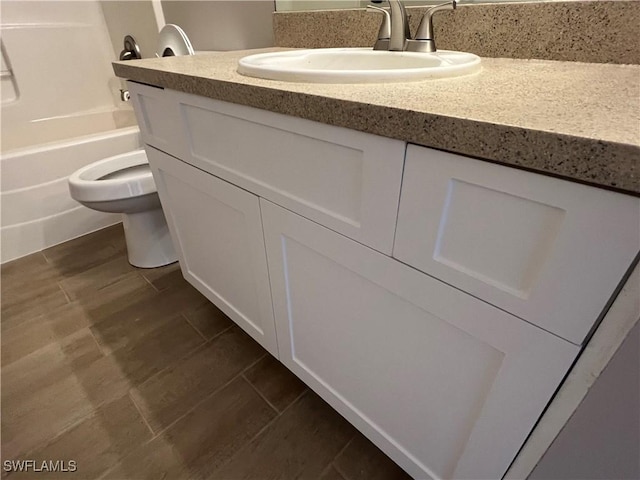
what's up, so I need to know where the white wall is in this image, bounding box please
[161,1,274,51]
[0,0,117,135]
[100,0,160,59]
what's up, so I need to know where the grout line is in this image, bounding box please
[41,250,52,265]
[87,327,109,357]
[139,350,269,444]
[274,386,308,417]
[132,322,236,392]
[319,461,347,480]
[332,461,352,480]
[145,370,251,442]
[181,312,209,342]
[331,434,357,480]
[57,282,72,304]
[240,351,268,375]
[128,390,156,437]
[241,372,280,414]
[139,272,161,292]
[211,385,311,476]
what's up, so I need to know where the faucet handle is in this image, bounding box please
[366,5,391,50]
[415,0,457,41]
[405,0,457,53]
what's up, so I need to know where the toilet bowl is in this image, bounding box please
[68,149,177,268]
[67,25,199,268]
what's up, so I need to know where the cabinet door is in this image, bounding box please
[394,145,640,345]
[147,147,278,356]
[261,199,579,480]
[173,92,405,255]
[128,82,186,159]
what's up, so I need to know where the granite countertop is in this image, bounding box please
[113,49,640,195]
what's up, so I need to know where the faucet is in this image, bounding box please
[367,0,457,53]
[386,0,410,51]
[367,0,409,51]
[407,0,458,52]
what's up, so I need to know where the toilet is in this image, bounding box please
[68,149,177,268]
[68,25,194,268]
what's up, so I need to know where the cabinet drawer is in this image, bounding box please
[147,147,278,356]
[394,145,640,344]
[261,199,578,480]
[173,91,405,255]
[128,82,186,159]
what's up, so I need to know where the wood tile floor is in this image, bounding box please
[1,224,411,480]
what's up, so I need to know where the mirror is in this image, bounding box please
[276,0,555,12]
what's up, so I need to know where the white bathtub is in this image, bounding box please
[1,110,141,263]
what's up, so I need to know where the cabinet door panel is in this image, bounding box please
[147,147,277,356]
[261,199,578,480]
[394,145,640,345]
[128,82,185,159]
[175,92,405,255]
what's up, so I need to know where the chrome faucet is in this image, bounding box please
[368,0,458,53]
[408,0,458,52]
[367,0,409,51]
[386,0,410,51]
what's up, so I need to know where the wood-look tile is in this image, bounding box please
[90,281,209,354]
[1,329,118,459]
[1,252,58,292]
[1,303,92,366]
[131,326,266,432]
[1,272,153,336]
[211,390,356,479]
[42,224,126,277]
[2,328,104,404]
[105,314,204,386]
[244,353,307,412]
[334,433,411,480]
[78,273,158,323]
[184,302,234,340]
[1,252,68,329]
[1,285,69,333]
[321,465,347,480]
[58,257,138,301]
[12,395,151,479]
[140,261,183,292]
[105,378,277,480]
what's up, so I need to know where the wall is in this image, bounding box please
[160,1,274,51]
[529,321,640,479]
[0,1,128,263]
[100,0,160,59]
[0,0,117,135]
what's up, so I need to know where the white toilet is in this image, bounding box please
[68,25,196,268]
[68,149,177,268]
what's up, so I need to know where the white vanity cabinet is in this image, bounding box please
[261,199,579,480]
[126,79,638,480]
[394,145,640,345]
[146,146,278,356]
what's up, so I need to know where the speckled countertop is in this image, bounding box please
[113,49,640,195]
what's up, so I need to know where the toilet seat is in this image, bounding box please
[68,149,155,203]
[157,24,195,57]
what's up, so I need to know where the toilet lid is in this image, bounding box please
[157,24,195,57]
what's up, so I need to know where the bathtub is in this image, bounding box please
[1,109,141,263]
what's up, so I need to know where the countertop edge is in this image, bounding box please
[113,60,640,196]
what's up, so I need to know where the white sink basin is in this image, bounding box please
[237,48,481,83]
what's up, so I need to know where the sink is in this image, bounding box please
[237,48,481,83]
